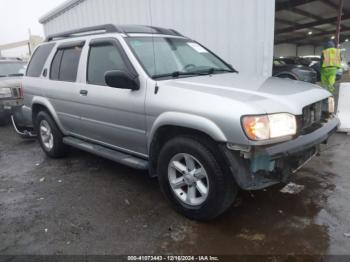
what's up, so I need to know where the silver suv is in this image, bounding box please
[20,25,339,220]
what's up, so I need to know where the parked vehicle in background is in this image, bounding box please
[0,58,26,125]
[18,25,339,220]
[273,57,317,83]
[301,55,344,81]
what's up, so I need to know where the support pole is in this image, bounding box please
[336,0,344,46]
[28,28,32,56]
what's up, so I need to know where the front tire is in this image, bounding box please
[35,111,68,158]
[158,136,237,221]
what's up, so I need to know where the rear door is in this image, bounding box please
[43,41,86,134]
[76,37,148,156]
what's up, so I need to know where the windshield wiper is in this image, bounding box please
[153,71,207,79]
[205,68,237,74]
[0,75,6,78]
[152,67,238,80]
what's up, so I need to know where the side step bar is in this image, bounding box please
[63,137,149,170]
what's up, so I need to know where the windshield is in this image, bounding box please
[0,62,27,77]
[126,37,234,79]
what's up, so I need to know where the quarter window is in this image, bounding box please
[27,44,55,77]
[87,44,129,86]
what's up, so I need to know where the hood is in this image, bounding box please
[0,77,22,89]
[164,73,330,115]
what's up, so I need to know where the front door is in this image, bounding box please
[76,38,147,156]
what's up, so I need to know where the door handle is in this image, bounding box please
[80,90,88,96]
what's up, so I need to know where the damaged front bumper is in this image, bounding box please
[222,117,340,190]
[263,117,339,159]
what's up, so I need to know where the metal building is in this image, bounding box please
[39,0,275,77]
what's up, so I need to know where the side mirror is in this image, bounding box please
[105,70,139,90]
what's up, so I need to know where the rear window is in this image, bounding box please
[26,44,55,77]
[50,46,82,82]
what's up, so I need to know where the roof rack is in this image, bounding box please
[45,24,120,41]
[45,24,184,42]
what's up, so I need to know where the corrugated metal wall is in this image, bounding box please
[42,0,275,77]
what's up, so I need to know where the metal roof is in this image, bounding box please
[276,0,350,45]
[39,0,85,24]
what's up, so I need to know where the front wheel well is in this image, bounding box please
[149,125,223,177]
[275,73,298,80]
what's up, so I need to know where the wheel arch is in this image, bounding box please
[148,113,228,177]
[31,97,66,134]
[274,72,298,80]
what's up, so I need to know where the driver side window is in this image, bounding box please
[87,43,128,86]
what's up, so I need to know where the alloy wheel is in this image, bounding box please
[168,153,209,206]
[39,120,54,151]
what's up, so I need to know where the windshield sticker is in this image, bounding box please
[130,40,144,47]
[187,43,208,53]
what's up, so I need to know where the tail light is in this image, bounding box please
[19,82,24,98]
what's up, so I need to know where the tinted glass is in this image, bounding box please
[88,44,128,86]
[27,44,55,77]
[59,47,82,82]
[50,50,63,80]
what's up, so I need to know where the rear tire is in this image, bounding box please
[158,136,237,221]
[35,111,68,158]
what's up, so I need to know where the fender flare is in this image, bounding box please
[274,71,298,80]
[31,96,68,135]
[147,112,227,150]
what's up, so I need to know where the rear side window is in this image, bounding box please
[26,44,55,77]
[50,46,82,82]
[87,44,129,86]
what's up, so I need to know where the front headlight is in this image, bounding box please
[328,96,335,114]
[242,113,297,141]
[0,88,12,98]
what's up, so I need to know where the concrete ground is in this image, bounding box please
[0,124,350,257]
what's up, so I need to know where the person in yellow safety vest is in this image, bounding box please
[321,40,341,93]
